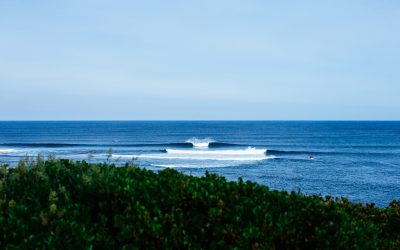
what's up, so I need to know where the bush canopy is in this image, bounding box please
[0,158,399,249]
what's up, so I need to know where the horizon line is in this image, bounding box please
[1,119,400,122]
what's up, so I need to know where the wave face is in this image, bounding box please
[267,149,314,155]
[186,138,215,148]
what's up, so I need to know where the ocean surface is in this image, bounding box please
[0,121,399,207]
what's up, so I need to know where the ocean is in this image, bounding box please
[0,121,399,207]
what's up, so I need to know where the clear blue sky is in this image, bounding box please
[1,0,399,120]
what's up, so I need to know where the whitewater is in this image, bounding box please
[113,138,272,163]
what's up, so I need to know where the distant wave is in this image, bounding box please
[0,148,17,154]
[0,142,194,148]
[266,149,400,156]
[266,149,346,156]
[0,139,243,149]
[0,143,88,148]
[267,150,316,155]
[209,142,242,148]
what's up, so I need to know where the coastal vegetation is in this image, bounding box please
[0,157,399,249]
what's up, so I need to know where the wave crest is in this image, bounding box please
[185,138,215,148]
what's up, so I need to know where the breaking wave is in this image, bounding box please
[0,149,17,154]
[113,146,272,162]
[185,138,215,148]
[166,147,267,155]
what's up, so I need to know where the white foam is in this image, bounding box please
[141,155,270,161]
[113,146,272,162]
[151,164,200,168]
[111,154,138,159]
[113,152,274,162]
[166,147,266,155]
[0,149,17,154]
[150,164,236,169]
[186,138,215,148]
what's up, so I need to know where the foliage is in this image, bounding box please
[0,158,399,249]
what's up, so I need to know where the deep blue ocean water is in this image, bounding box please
[0,121,399,207]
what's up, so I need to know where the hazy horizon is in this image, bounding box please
[1,120,400,122]
[1,1,399,120]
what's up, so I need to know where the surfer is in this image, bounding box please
[309,156,315,160]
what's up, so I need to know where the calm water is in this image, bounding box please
[0,121,399,206]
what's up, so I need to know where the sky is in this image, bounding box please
[0,0,399,120]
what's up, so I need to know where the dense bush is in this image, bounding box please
[0,158,399,249]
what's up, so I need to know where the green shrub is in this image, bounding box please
[0,159,399,249]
